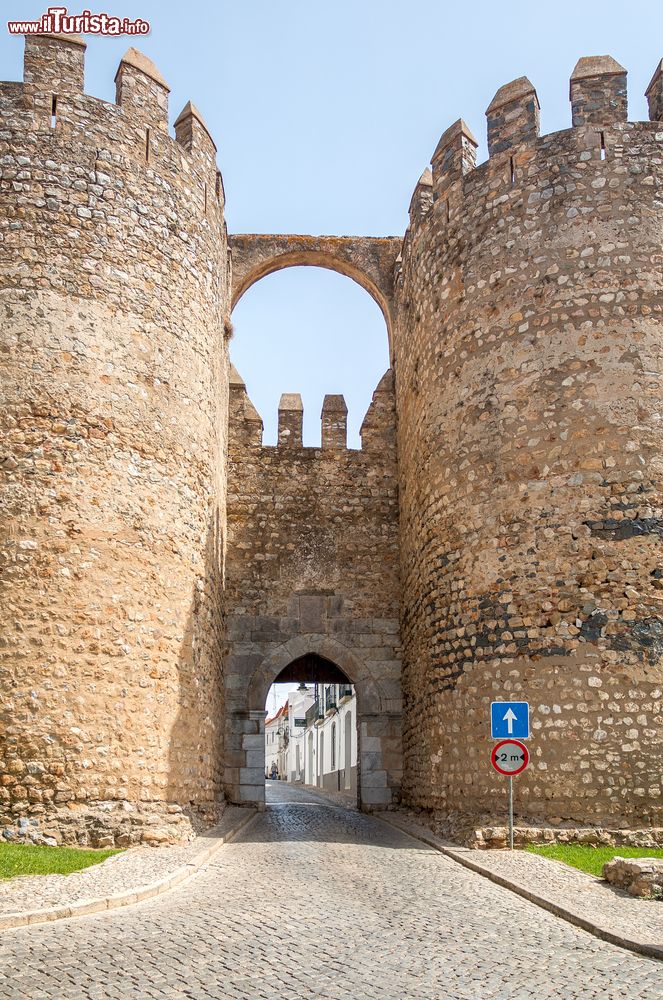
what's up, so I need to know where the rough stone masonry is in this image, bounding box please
[0,36,661,846]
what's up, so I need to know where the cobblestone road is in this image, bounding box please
[0,783,660,999]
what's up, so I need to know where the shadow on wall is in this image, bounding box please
[166,507,225,831]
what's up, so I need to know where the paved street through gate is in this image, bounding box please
[0,784,660,999]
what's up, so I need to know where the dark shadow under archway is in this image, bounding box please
[273,653,350,685]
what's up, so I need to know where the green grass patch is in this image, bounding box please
[525,843,663,878]
[0,842,120,880]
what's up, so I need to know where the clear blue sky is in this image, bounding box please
[2,1,659,444]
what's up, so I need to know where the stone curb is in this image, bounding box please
[375,812,663,963]
[0,807,257,932]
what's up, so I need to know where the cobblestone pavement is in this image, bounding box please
[379,811,663,955]
[0,784,660,1000]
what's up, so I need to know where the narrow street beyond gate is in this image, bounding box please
[0,784,660,1000]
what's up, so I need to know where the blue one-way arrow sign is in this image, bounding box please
[491,701,530,740]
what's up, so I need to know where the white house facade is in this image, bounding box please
[302,684,357,796]
[264,702,287,779]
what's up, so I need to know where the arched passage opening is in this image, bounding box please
[264,653,359,803]
[223,236,404,816]
[229,266,390,448]
[224,636,402,812]
[229,233,401,350]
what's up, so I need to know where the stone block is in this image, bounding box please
[299,596,325,632]
[361,786,393,806]
[486,77,539,156]
[570,55,627,127]
[238,784,265,804]
[239,767,265,784]
[360,752,385,773]
[241,734,265,751]
[604,856,663,898]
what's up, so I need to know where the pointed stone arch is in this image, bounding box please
[246,633,385,716]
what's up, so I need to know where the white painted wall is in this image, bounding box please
[285,686,315,781]
[264,705,286,778]
[302,687,357,788]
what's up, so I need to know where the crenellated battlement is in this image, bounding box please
[229,367,396,455]
[394,53,663,828]
[400,54,663,273]
[2,32,661,841]
[1,33,224,200]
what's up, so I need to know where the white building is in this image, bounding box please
[264,702,287,779]
[283,684,316,782]
[265,683,357,794]
[302,683,357,795]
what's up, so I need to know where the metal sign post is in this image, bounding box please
[490,738,529,850]
[508,776,513,851]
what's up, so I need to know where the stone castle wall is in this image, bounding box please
[1,34,661,848]
[0,35,230,846]
[394,59,663,832]
[224,370,402,808]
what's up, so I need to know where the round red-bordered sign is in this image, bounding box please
[491,739,529,776]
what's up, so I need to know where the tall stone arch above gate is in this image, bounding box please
[229,234,402,346]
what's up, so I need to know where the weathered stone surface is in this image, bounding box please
[229,233,401,344]
[486,76,540,155]
[225,373,403,808]
[570,55,627,127]
[395,62,663,832]
[604,857,663,899]
[1,38,662,847]
[0,36,229,846]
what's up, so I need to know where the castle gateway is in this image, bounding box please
[0,36,662,845]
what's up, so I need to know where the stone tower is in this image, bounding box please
[394,58,663,837]
[0,35,230,845]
